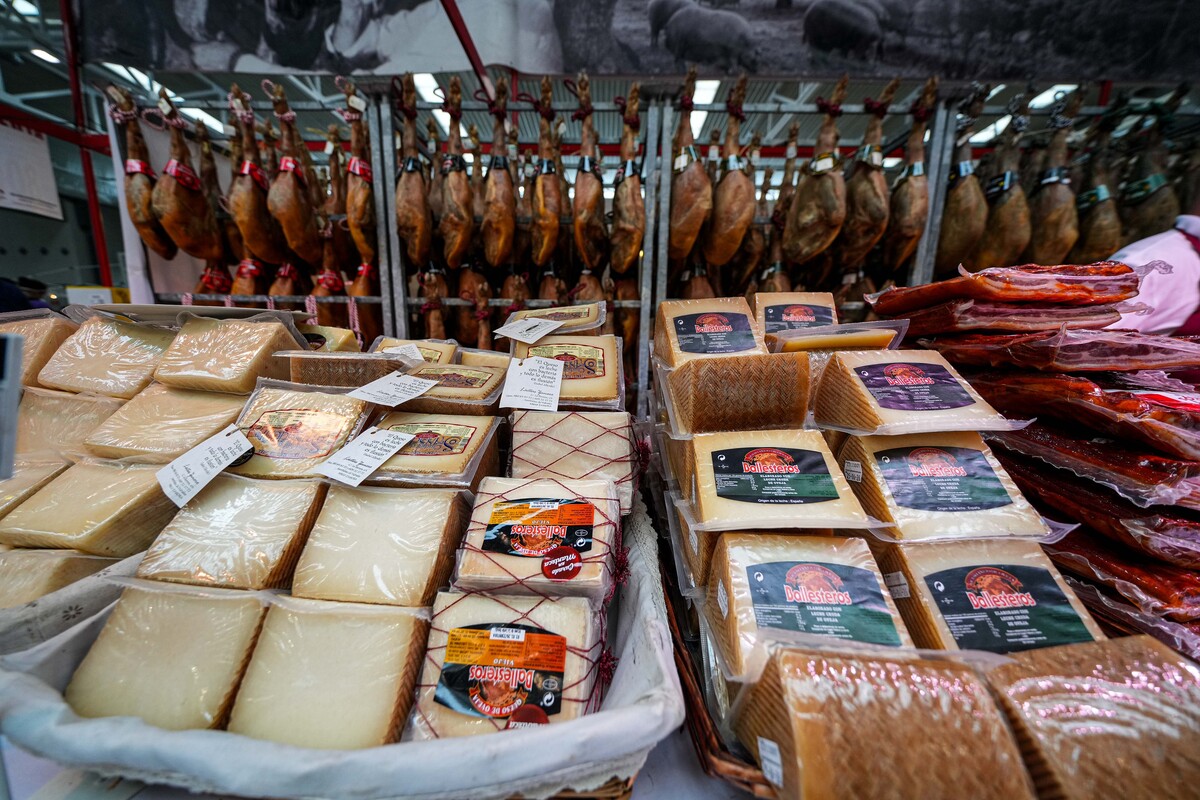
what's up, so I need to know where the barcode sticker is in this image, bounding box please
[844,460,863,483]
[717,580,729,617]
[884,571,910,599]
[757,737,784,787]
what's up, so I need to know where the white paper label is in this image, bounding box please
[842,270,859,286]
[812,156,835,173]
[757,737,784,787]
[494,317,564,344]
[232,97,246,112]
[673,153,689,171]
[324,140,335,155]
[383,343,427,361]
[348,371,439,407]
[883,571,910,599]
[316,426,415,486]
[786,144,798,159]
[844,460,863,483]
[500,356,564,412]
[157,97,171,115]
[223,123,237,136]
[156,424,254,507]
[347,94,367,112]
[869,150,884,167]
[717,580,729,618]
[490,627,527,642]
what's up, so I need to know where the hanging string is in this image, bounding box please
[613,95,640,131]
[473,87,507,121]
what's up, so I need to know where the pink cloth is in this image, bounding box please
[1111,215,1200,334]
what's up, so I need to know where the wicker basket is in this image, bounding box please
[545,777,636,800]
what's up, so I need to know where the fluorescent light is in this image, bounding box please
[971,115,1010,143]
[13,0,39,15]
[986,84,1006,100]
[180,107,224,134]
[30,48,59,64]
[1030,84,1077,109]
[413,74,470,139]
[690,79,720,139]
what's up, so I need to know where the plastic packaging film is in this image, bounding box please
[731,644,1036,800]
[136,476,326,590]
[458,347,511,370]
[763,320,908,355]
[370,412,500,490]
[228,381,369,479]
[837,431,1047,541]
[226,597,430,750]
[455,477,621,601]
[398,364,505,416]
[872,538,1106,653]
[282,351,414,388]
[291,487,468,607]
[509,411,636,515]
[153,315,299,394]
[82,383,245,461]
[37,316,175,399]
[751,291,837,334]
[704,533,912,678]
[1066,577,1200,662]
[512,335,622,405]
[986,635,1200,800]
[921,328,1200,373]
[297,324,360,352]
[507,302,606,333]
[407,591,601,740]
[372,337,458,363]
[903,298,1121,337]
[64,583,267,731]
[0,460,175,556]
[0,549,117,609]
[653,297,767,367]
[15,388,123,458]
[0,310,77,386]
[0,459,68,521]
[658,351,809,435]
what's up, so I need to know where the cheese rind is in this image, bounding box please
[0,550,116,608]
[227,598,429,749]
[83,383,244,461]
[154,317,297,394]
[510,411,636,514]
[16,388,123,457]
[0,459,68,521]
[282,351,413,387]
[513,335,621,403]
[654,297,766,367]
[370,412,499,490]
[38,317,174,399]
[766,327,899,353]
[0,314,77,387]
[663,352,808,435]
[64,585,266,730]
[509,303,604,332]
[458,348,511,369]
[752,292,837,334]
[373,337,458,363]
[400,364,505,415]
[298,324,360,352]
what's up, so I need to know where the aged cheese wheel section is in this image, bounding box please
[838,431,1046,540]
[375,337,458,363]
[65,585,267,730]
[706,534,911,677]
[136,477,326,590]
[372,412,499,489]
[458,348,511,369]
[227,598,429,750]
[15,388,123,457]
[0,313,76,386]
[765,326,900,353]
[38,317,175,399]
[0,460,68,521]
[873,538,1104,653]
[513,335,621,403]
[665,352,809,435]
[510,411,636,514]
[509,302,603,332]
[284,351,412,388]
[654,297,767,367]
[83,384,245,461]
[0,550,117,609]
[410,591,600,739]
[291,487,468,607]
[401,364,505,415]
[154,317,297,394]
[752,292,837,334]
[229,384,368,479]
[298,324,360,352]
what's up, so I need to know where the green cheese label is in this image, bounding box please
[712,447,839,505]
[876,446,1012,512]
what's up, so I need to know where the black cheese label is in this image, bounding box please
[674,312,757,355]
[856,362,975,411]
[712,447,839,505]
[481,498,594,556]
[763,303,835,333]
[436,623,567,720]
[876,446,1013,512]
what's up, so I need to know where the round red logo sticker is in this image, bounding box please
[506,704,550,729]
[541,546,583,581]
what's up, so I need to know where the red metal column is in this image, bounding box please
[439,0,492,99]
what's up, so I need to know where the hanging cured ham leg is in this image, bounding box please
[880,77,938,277]
[228,84,290,266]
[1120,85,1187,245]
[704,75,755,273]
[973,91,1032,268]
[106,86,176,260]
[310,126,350,328]
[934,84,989,276]
[340,79,376,269]
[439,77,474,271]
[1070,102,1125,264]
[612,84,646,277]
[480,76,516,269]
[394,74,432,270]
[191,124,233,305]
[529,77,561,269]
[150,89,223,261]
[571,73,609,274]
[1025,88,1084,265]
[264,81,322,268]
[669,67,712,271]
[738,165,772,297]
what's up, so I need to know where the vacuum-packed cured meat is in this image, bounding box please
[922,328,1200,372]
[903,299,1120,337]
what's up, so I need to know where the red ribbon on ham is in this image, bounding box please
[237,259,263,279]
[124,159,156,178]
[278,156,306,186]
[163,159,201,191]
[239,160,269,192]
[316,269,345,291]
[348,157,373,184]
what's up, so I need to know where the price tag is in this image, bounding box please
[348,371,439,407]
[383,343,426,361]
[348,94,368,111]
[494,317,563,344]
[499,356,563,411]
[156,424,254,507]
[316,427,415,486]
[843,460,863,483]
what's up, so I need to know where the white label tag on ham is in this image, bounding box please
[494,317,564,344]
[500,356,563,412]
[348,94,367,112]
[324,141,335,155]
[786,144,798,159]
[157,424,254,507]
[812,156,836,173]
[157,97,171,115]
[673,153,689,171]
[316,426,415,487]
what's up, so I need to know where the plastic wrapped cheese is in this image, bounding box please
[298,324,360,352]
[0,311,77,387]
[153,315,299,394]
[0,549,117,609]
[653,297,766,367]
[507,302,605,333]
[399,364,505,415]
[986,636,1200,800]
[373,337,458,363]
[455,477,621,600]
[706,534,911,677]
[0,459,68,521]
[228,381,369,479]
[38,316,174,399]
[408,591,601,739]
[281,351,413,388]
[0,460,174,556]
[291,487,468,607]
[509,411,636,514]
[659,351,809,435]
[752,292,837,334]
[873,538,1104,653]
[458,347,511,369]
[82,383,245,462]
[15,388,123,457]
[370,412,499,489]
[64,583,266,730]
[838,431,1047,541]
[732,645,1036,800]
[227,597,429,749]
[512,335,621,405]
[136,476,326,589]
[764,320,907,354]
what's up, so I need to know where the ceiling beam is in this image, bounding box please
[0,100,109,152]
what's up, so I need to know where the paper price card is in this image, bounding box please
[500,356,563,412]
[317,426,416,486]
[382,343,426,362]
[494,317,564,344]
[349,371,439,406]
[157,424,254,507]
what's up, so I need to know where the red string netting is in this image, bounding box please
[910,100,933,123]
[510,411,639,508]
[613,96,640,132]
[108,105,138,124]
[473,88,508,121]
[815,96,843,118]
[864,97,890,118]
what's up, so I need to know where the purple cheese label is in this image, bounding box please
[763,303,835,333]
[855,362,975,411]
[674,312,757,355]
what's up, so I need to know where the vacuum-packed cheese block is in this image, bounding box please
[137,477,325,589]
[298,324,360,352]
[291,487,467,607]
[64,584,266,730]
[229,383,368,479]
[458,348,511,369]
[0,313,76,387]
[814,349,1008,434]
[510,411,635,514]
[987,636,1200,800]
[509,302,604,332]
[664,352,808,434]
[0,549,116,609]
[409,591,600,739]
[38,317,174,399]
[733,646,1035,800]
[282,351,411,388]
[0,461,174,556]
[766,325,900,353]
[154,317,297,394]
[227,598,429,749]
[0,459,68,521]
[689,429,869,530]
[660,430,692,492]
[16,388,122,457]
[513,335,621,404]
[707,534,911,676]
[654,297,766,366]
[838,431,1046,540]
[456,477,620,599]
[375,337,457,363]
[83,384,244,461]
[675,500,718,588]
[873,538,1104,653]
[400,364,504,415]
[371,412,499,489]
[753,292,837,334]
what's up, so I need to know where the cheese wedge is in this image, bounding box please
[400,364,504,415]
[664,351,808,434]
[732,647,1035,800]
[660,430,692,493]
[510,411,635,514]
[766,326,899,353]
[814,349,1007,434]
[706,534,911,677]
[227,598,429,749]
[371,412,499,489]
[654,297,766,367]
[674,500,718,589]
[82,383,243,462]
[410,591,600,739]
[0,459,68,521]
[987,636,1200,800]
[456,477,621,599]
[689,429,869,530]
[838,432,1046,540]
[16,388,123,457]
[291,487,467,607]
[154,317,297,394]
[298,324,360,352]
[0,461,174,556]
[509,302,604,332]
[0,550,117,609]
[283,351,412,387]
[65,585,266,730]
[458,348,511,369]
[38,317,174,399]
[137,477,326,589]
[229,384,368,479]
[513,335,621,403]
[0,313,76,387]
[753,292,837,334]
[375,337,457,363]
[872,538,1105,653]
